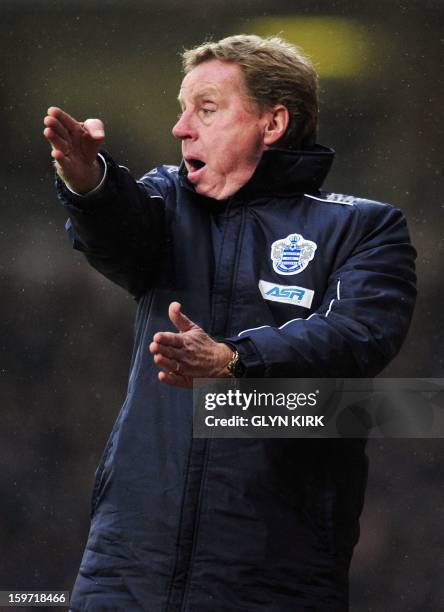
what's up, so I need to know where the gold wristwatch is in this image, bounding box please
[226,349,245,378]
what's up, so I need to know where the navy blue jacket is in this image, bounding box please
[59,146,416,611]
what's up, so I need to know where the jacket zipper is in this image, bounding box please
[177,200,244,612]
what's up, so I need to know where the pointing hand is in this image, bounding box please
[43,106,105,193]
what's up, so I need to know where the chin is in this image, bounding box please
[194,175,239,200]
[195,183,222,200]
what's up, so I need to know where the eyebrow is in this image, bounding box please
[177,85,221,106]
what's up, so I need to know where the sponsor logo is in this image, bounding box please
[259,280,314,309]
[271,233,317,275]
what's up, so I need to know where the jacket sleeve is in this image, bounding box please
[225,204,417,378]
[56,151,166,298]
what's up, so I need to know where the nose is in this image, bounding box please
[172,110,196,140]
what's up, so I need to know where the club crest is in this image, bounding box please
[271,233,317,275]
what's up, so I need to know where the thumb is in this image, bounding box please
[83,118,105,140]
[169,302,196,333]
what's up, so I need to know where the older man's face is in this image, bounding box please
[172,59,269,200]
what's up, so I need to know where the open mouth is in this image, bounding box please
[186,158,206,173]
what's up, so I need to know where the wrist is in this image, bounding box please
[63,156,106,195]
[214,343,233,377]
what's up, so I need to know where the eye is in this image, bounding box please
[200,107,215,117]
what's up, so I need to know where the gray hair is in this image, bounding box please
[182,34,319,149]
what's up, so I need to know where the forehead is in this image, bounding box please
[178,59,246,102]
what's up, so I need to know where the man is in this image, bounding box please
[44,35,416,611]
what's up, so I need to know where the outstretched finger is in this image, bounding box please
[50,148,69,165]
[158,370,192,389]
[153,353,179,372]
[152,332,183,348]
[149,340,181,360]
[44,115,71,143]
[47,106,81,136]
[43,127,69,156]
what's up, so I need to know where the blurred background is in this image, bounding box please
[0,0,443,610]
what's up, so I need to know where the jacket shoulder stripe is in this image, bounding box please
[304,193,355,206]
[238,325,270,337]
[279,313,317,329]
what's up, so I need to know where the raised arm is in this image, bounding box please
[43,107,166,298]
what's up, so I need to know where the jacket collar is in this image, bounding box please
[178,144,335,200]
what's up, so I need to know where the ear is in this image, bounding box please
[263,105,289,147]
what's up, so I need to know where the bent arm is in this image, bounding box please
[225,205,417,378]
[44,106,166,297]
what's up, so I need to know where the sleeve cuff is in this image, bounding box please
[223,336,266,377]
[64,153,107,197]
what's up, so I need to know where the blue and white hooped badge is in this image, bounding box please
[271,233,317,275]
